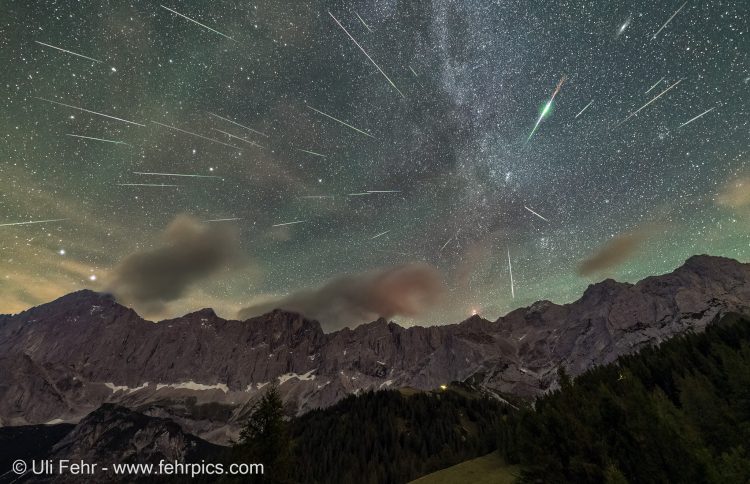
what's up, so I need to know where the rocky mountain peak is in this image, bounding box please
[679,254,748,277]
[49,404,219,466]
[0,255,748,445]
[240,309,324,349]
[9,289,134,324]
[179,307,219,320]
[580,278,631,305]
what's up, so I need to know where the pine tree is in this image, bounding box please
[237,385,291,484]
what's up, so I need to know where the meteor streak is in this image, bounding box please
[205,218,241,222]
[35,97,145,127]
[367,190,400,193]
[526,101,552,142]
[295,148,326,157]
[133,171,223,179]
[409,66,424,87]
[66,134,130,145]
[615,78,683,127]
[211,128,263,148]
[370,230,390,239]
[0,218,68,228]
[652,2,688,39]
[117,183,178,187]
[207,112,268,137]
[160,5,237,42]
[575,100,594,119]
[152,121,241,150]
[355,12,373,33]
[678,107,716,128]
[307,106,376,139]
[35,41,102,63]
[272,220,306,227]
[440,229,461,252]
[645,76,665,94]
[526,75,567,143]
[524,205,549,222]
[507,248,515,299]
[328,11,404,98]
[347,192,372,196]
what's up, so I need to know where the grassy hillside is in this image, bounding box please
[409,452,519,484]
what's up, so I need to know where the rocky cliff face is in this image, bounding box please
[1,255,749,444]
[48,404,220,465]
[0,405,220,483]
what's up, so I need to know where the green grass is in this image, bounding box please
[409,452,520,484]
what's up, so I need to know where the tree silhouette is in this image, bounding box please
[237,385,291,484]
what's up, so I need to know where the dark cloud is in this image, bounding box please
[238,263,444,331]
[577,230,648,277]
[108,215,239,314]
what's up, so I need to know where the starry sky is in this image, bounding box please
[1,0,748,326]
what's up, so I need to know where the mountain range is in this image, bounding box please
[1,254,749,444]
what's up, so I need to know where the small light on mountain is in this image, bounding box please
[471,308,478,316]
[439,384,447,391]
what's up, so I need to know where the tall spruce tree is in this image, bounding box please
[237,385,291,484]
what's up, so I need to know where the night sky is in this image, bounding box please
[1,1,748,326]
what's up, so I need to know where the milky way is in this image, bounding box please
[1,1,748,325]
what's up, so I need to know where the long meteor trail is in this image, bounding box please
[0,218,68,228]
[507,249,515,299]
[355,12,373,32]
[295,148,326,157]
[35,41,102,63]
[615,78,683,127]
[307,106,376,139]
[652,2,688,40]
[645,76,665,94]
[575,100,594,119]
[152,121,241,150]
[207,112,268,137]
[526,75,567,143]
[678,107,716,128]
[272,220,306,227]
[328,11,404,98]
[133,171,223,179]
[35,97,145,127]
[211,128,263,148]
[205,218,241,222]
[118,183,178,187]
[66,134,130,145]
[161,5,237,42]
[524,205,549,222]
[370,230,391,239]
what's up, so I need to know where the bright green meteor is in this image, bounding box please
[526,75,567,143]
[527,99,554,142]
